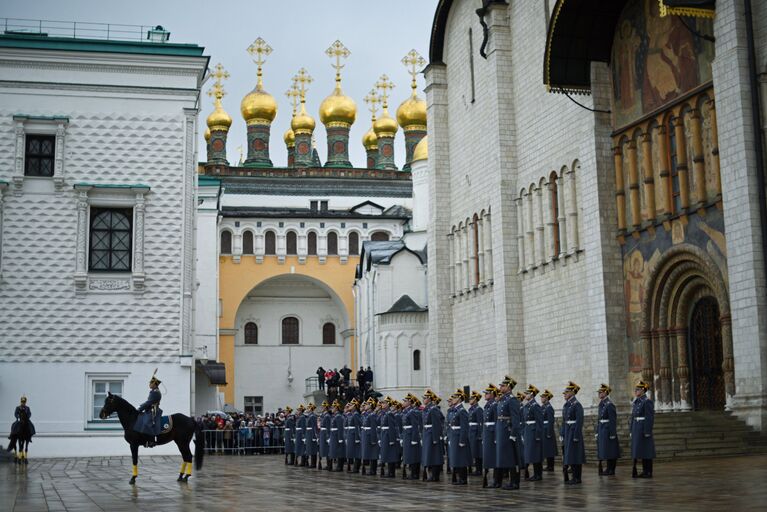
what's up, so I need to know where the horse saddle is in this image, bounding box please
[160,416,173,435]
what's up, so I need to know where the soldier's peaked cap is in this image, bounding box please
[501,375,517,388]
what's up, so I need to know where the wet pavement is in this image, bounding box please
[2,453,767,511]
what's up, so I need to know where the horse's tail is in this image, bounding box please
[195,420,204,471]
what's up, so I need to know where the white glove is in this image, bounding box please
[609,436,616,440]
[594,434,598,439]
[559,436,563,442]
[411,441,418,445]
[459,443,465,447]
[510,436,516,442]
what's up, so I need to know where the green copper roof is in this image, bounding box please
[197,175,221,186]
[74,182,150,189]
[0,33,204,57]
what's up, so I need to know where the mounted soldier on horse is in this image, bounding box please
[7,395,36,464]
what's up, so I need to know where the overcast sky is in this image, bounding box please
[3,0,438,167]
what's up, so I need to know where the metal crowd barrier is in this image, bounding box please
[201,426,286,455]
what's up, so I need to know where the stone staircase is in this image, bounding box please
[582,411,767,460]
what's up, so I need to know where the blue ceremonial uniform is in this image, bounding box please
[345,411,362,461]
[562,397,585,465]
[295,413,306,459]
[361,411,379,461]
[523,400,544,465]
[495,392,522,469]
[542,403,558,458]
[421,403,444,467]
[402,407,421,465]
[285,414,296,454]
[597,398,621,461]
[305,412,319,457]
[380,410,400,464]
[134,389,162,436]
[482,399,497,468]
[329,412,345,459]
[630,395,655,459]
[447,405,471,469]
[468,404,483,462]
[11,405,36,438]
[319,411,331,459]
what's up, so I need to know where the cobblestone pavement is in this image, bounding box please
[2,453,767,511]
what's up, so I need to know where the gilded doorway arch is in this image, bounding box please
[640,244,733,411]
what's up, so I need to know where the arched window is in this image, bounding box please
[550,172,560,256]
[348,231,360,256]
[281,317,299,345]
[220,230,232,255]
[242,231,254,255]
[307,232,317,255]
[322,322,336,345]
[265,231,276,255]
[472,214,480,286]
[413,349,421,371]
[371,231,389,241]
[244,322,258,345]
[327,232,338,255]
[286,231,297,255]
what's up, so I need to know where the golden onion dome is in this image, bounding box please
[206,103,232,131]
[283,127,295,146]
[373,111,398,138]
[319,85,357,127]
[291,105,316,134]
[240,87,278,125]
[204,127,211,141]
[396,94,427,130]
[362,127,378,150]
[412,135,428,162]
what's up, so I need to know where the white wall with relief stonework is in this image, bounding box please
[0,41,207,455]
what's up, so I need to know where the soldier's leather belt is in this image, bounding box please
[525,421,536,425]
[566,420,576,424]
[543,421,549,424]
[469,422,479,426]
[450,426,461,430]
[380,426,390,430]
[599,419,610,423]
[403,425,413,429]
[424,425,433,428]
[497,416,511,420]
[484,422,495,426]
[362,427,372,430]
[634,417,646,421]
[330,428,338,431]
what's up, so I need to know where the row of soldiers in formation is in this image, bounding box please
[282,377,656,488]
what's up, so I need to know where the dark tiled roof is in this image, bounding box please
[197,361,227,385]
[379,295,428,315]
[221,206,410,220]
[221,176,412,197]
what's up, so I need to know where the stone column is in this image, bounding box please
[673,115,690,210]
[614,145,627,231]
[545,180,556,261]
[627,139,641,229]
[707,99,722,197]
[689,108,707,207]
[133,192,146,285]
[674,328,692,411]
[74,187,90,290]
[655,125,672,217]
[477,216,485,286]
[483,210,493,284]
[557,177,568,258]
[516,198,525,272]
[658,329,672,410]
[526,191,535,270]
[469,220,478,288]
[565,167,579,253]
[641,132,657,221]
[447,232,455,296]
[325,124,353,168]
[720,313,735,409]
[462,223,470,293]
[0,184,5,273]
[535,186,545,267]
[244,121,273,167]
[455,227,463,295]
[640,330,654,394]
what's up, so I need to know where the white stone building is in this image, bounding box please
[0,26,207,456]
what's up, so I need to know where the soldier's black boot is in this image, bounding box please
[598,460,604,475]
[563,464,570,483]
[490,469,502,488]
[524,464,531,481]
[502,469,519,490]
[361,462,367,475]
[317,457,322,470]
[410,464,420,480]
[639,459,653,478]
[459,467,468,485]
[451,468,458,484]
[386,462,396,478]
[369,460,378,476]
[379,460,385,477]
[356,459,362,473]
[530,463,543,481]
[606,459,616,476]
[570,464,582,485]
[434,465,442,482]
[402,463,408,479]
[545,457,555,471]
[327,457,333,470]
[471,458,482,476]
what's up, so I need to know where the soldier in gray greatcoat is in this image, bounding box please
[467,391,484,476]
[305,403,319,469]
[284,406,295,465]
[496,375,522,490]
[540,390,558,472]
[329,400,345,471]
[421,389,444,482]
[481,384,499,488]
[562,381,585,485]
[630,380,655,479]
[379,397,400,478]
[294,404,307,466]
[447,389,471,485]
[319,400,331,470]
[596,383,621,476]
[522,384,544,481]
[345,399,362,473]
[400,393,422,480]
[361,397,380,476]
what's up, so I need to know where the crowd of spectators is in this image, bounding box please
[316,365,375,403]
[197,411,286,455]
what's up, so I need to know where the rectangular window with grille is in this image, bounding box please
[244,396,263,415]
[89,207,133,272]
[92,380,123,421]
[24,135,56,177]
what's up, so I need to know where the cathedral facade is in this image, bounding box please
[422,0,767,430]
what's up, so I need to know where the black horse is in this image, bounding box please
[99,392,203,485]
[7,407,34,464]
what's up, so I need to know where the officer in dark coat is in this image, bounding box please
[305,403,319,468]
[361,397,380,475]
[596,383,621,476]
[329,400,345,471]
[517,391,527,476]
[295,404,307,466]
[522,384,544,481]
[319,401,332,470]
[379,397,400,477]
[345,399,362,473]
[421,389,444,482]
[134,373,163,446]
[467,391,484,476]
[375,400,387,476]
[631,380,655,478]
[540,389,558,471]
[11,396,36,438]
[401,393,421,480]
[447,389,471,485]
[562,381,585,485]
[284,406,295,465]
[481,384,499,488]
[496,375,522,490]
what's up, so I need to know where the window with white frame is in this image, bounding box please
[12,115,68,192]
[88,375,126,424]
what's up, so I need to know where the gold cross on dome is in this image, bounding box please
[207,63,229,100]
[293,68,313,102]
[285,82,300,116]
[363,89,380,121]
[325,40,351,84]
[375,74,395,109]
[401,49,425,93]
[247,37,272,88]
